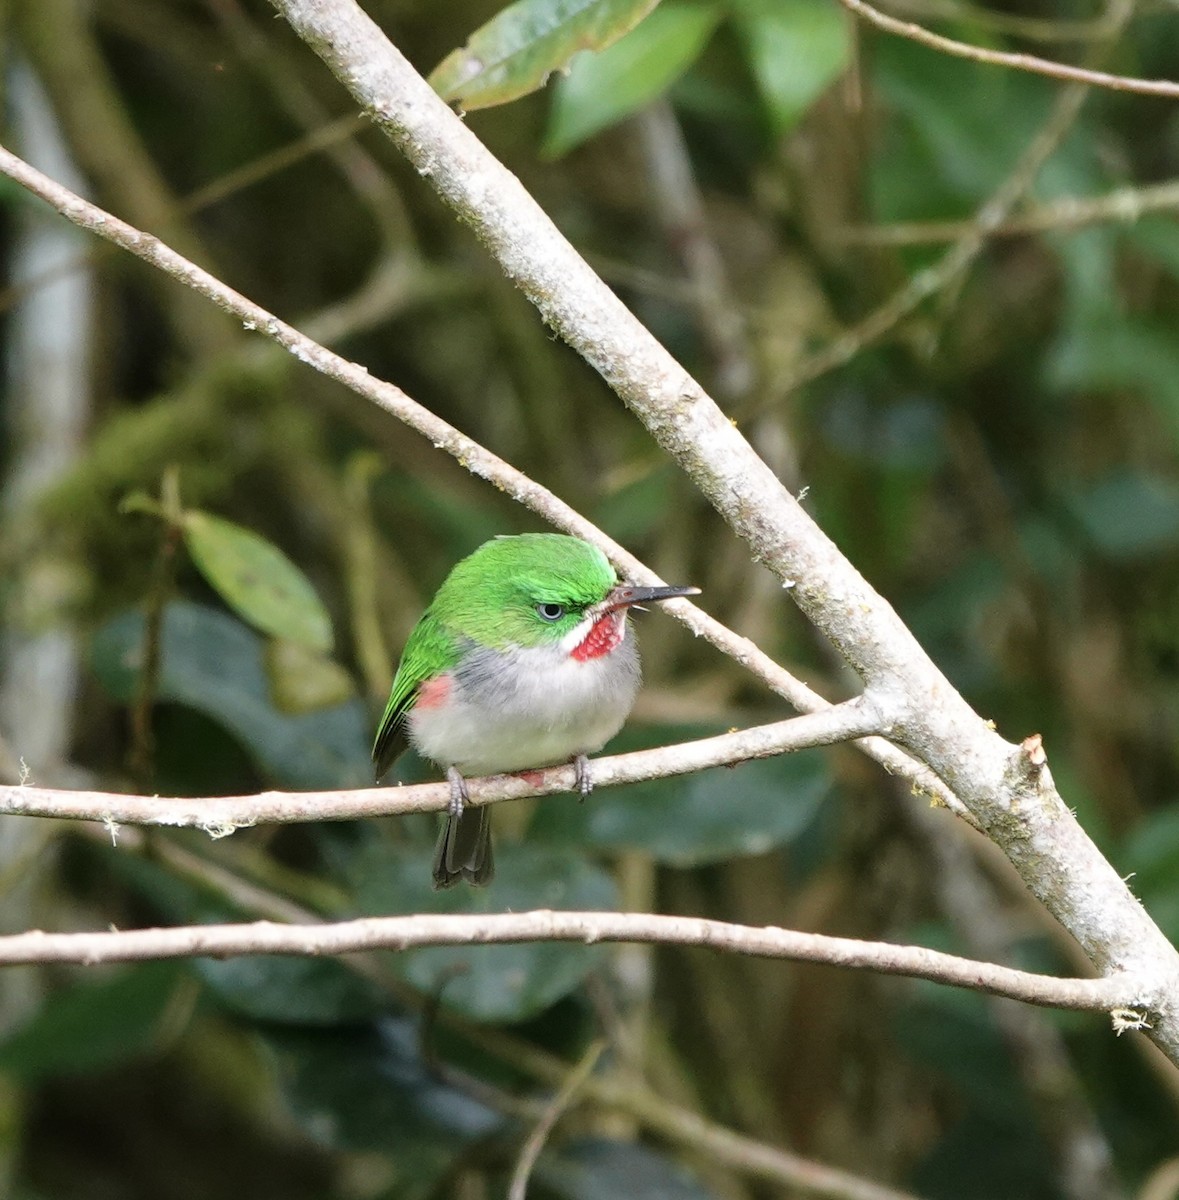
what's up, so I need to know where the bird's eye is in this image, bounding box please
[536,603,566,622]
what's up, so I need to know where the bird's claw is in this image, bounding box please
[574,754,593,803]
[446,766,469,820]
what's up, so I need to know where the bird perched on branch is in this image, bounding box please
[373,533,698,887]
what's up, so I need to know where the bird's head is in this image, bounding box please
[433,533,698,655]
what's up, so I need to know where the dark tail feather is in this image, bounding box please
[432,806,494,888]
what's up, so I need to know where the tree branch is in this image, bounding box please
[836,178,1179,246]
[0,909,1140,1013]
[0,703,882,830]
[770,78,1094,400]
[836,0,1179,97]
[509,1040,606,1200]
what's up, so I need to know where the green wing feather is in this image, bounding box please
[372,611,459,779]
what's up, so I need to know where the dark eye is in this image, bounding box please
[536,603,566,622]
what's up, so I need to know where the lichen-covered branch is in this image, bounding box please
[0,908,1139,1014]
[0,702,882,829]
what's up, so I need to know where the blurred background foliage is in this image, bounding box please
[1,0,1178,1197]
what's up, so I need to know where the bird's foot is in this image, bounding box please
[573,753,593,802]
[445,765,469,820]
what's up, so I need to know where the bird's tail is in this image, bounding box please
[432,806,494,888]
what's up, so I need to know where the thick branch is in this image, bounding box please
[0,703,881,830]
[0,909,1140,1013]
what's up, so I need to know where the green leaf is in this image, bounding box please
[732,0,850,135]
[530,726,833,866]
[197,956,388,1026]
[1046,319,1179,420]
[1126,217,1179,288]
[537,1137,719,1199]
[351,843,617,1023]
[430,0,662,110]
[182,510,333,652]
[266,1019,503,1193]
[1062,469,1179,560]
[91,602,371,790]
[0,963,179,1081]
[543,1,721,157]
[264,637,356,714]
[117,489,167,519]
[870,42,1059,221]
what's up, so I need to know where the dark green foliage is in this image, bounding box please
[92,602,371,789]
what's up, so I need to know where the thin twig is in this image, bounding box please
[342,451,393,702]
[0,702,885,828]
[636,102,753,400]
[0,114,370,321]
[772,0,1140,402]
[509,1040,606,1200]
[878,0,1125,44]
[127,468,183,788]
[182,112,368,213]
[837,178,1179,246]
[770,78,1095,400]
[837,0,1179,97]
[0,909,1142,1012]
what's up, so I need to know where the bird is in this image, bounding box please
[372,533,698,887]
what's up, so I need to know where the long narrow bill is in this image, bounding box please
[608,584,700,608]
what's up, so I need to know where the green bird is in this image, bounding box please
[372,534,698,887]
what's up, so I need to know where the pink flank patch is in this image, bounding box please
[517,769,546,787]
[416,674,452,709]
[571,611,624,662]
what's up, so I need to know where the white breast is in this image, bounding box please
[408,629,642,775]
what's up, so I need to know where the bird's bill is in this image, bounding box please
[606,583,700,609]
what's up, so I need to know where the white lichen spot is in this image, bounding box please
[782,579,796,589]
[242,318,256,331]
[103,815,121,846]
[1110,1007,1152,1035]
[18,758,31,786]
[200,820,241,840]
[797,485,810,502]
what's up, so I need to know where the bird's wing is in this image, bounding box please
[372,613,456,779]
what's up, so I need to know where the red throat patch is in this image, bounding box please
[571,611,625,662]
